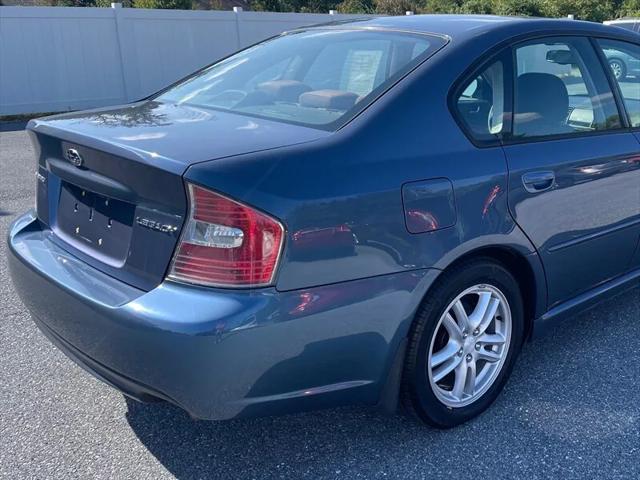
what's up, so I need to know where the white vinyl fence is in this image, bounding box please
[0,5,373,116]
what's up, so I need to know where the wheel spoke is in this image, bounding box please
[464,360,477,397]
[451,361,468,399]
[442,313,463,342]
[452,300,470,331]
[479,333,506,346]
[469,291,492,330]
[431,340,460,369]
[432,354,462,383]
[477,348,501,363]
[477,297,500,335]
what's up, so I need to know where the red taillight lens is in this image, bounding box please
[168,184,284,287]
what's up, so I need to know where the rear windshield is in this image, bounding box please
[156,29,445,130]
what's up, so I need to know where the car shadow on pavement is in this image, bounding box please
[124,288,640,479]
[0,121,28,132]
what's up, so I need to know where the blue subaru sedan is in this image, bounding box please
[8,15,640,428]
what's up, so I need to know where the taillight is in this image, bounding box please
[168,184,284,287]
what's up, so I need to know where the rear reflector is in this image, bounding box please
[168,184,284,287]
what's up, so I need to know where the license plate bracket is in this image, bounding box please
[56,182,135,264]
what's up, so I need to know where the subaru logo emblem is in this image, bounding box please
[66,148,84,167]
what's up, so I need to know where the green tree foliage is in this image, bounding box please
[337,0,376,13]
[251,0,284,10]
[374,0,418,14]
[460,0,495,13]
[252,0,340,12]
[133,0,192,8]
[543,0,619,22]
[37,0,639,23]
[52,0,103,5]
[421,0,461,13]
[493,0,547,16]
[621,0,640,15]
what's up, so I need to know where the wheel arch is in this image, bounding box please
[394,247,538,425]
[379,243,547,413]
[411,244,547,344]
[436,246,545,341]
[608,56,626,65]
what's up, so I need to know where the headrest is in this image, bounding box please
[299,90,359,110]
[516,73,569,124]
[256,80,311,103]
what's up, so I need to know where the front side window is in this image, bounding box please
[156,29,445,130]
[596,39,640,127]
[513,38,621,139]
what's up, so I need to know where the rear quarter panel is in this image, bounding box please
[185,36,541,296]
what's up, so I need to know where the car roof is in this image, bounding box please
[301,14,640,43]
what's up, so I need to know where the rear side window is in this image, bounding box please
[156,29,445,130]
[596,39,640,127]
[455,59,506,142]
[513,38,621,139]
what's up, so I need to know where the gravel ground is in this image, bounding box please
[1,124,640,479]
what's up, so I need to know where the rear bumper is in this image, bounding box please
[8,212,437,420]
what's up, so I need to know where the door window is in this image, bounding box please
[596,39,640,127]
[455,59,506,142]
[513,38,621,139]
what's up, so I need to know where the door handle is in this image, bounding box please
[522,171,555,193]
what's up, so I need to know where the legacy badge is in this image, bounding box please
[136,217,178,235]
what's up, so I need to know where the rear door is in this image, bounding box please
[502,36,640,306]
[597,38,640,268]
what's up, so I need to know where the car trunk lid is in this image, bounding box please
[29,101,328,291]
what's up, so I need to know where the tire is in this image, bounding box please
[401,258,524,428]
[609,59,627,81]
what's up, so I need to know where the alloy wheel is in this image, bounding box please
[609,60,624,80]
[427,284,512,408]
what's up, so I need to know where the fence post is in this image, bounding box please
[233,7,243,51]
[111,3,130,103]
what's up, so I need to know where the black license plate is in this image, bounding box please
[56,182,135,264]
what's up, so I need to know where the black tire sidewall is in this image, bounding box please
[406,260,524,428]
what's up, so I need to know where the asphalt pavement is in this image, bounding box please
[1,123,640,479]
